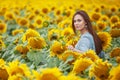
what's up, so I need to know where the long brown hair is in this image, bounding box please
[72,10,102,55]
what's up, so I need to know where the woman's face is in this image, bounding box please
[74,14,86,31]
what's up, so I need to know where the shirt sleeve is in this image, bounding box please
[75,36,91,52]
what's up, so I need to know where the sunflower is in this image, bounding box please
[72,58,93,74]
[0,69,9,80]
[0,59,5,68]
[15,44,29,54]
[13,9,20,15]
[50,41,65,58]
[34,16,43,28]
[111,22,120,29]
[110,29,120,38]
[61,27,75,41]
[110,47,120,58]
[100,4,106,9]
[32,70,41,80]
[28,37,46,49]
[22,29,40,42]
[0,23,7,34]
[41,7,49,14]
[100,15,109,22]
[89,59,111,80]
[54,8,62,16]
[58,19,71,28]
[18,17,29,27]
[64,10,71,17]
[48,29,60,41]
[51,6,56,11]
[60,73,86,80]
[27,13,35,20]
[40,67,62,80]
[96,21,107,32]
[61,50,80,62]
[108,65,120,80]
[79,49,100,62]
[8,75,22,80]
[109,5,118,12]
[110,15,119,24]
[12,29,24,36]
[56,16,64,24]
[91,12,101,21]
[116,56,120,63]
[43,21,49,27]
[66,37,79,47]
[0,39,5,50]
[6,60,31,77]
[33,9,40,15]
[98,32,112,50]
[93,7,101,13]
[0,8,6,16]
[9,60,30,76]
[0,59,8,80]
[4,11,15,20]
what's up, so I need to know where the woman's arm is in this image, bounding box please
[67,45,83,53]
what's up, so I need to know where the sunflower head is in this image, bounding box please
[110,47,120,58]
[0,39,5,50]
[100,15,109,22]
[61,27,75,41]
[97,21,107,32]
[48,29,60,41]
[72,58,93,74]
[50,41,65,58]
[42,7,49,14]
[91,12,101,21]
[79,49,100,62]
[15,44,29,54]
[4,11,15,20]
[60,73,86,80]
[40,67,62,80]
[28,37,46,49]
[0,23,7,34]
[28,23,36,29]
[108,65,120,80]
[6,60,31,77]
[0,68,9,80]
[110,15,119,24]
[61,50,80,62]
[111,22,120,29]
[89,59,112,80]
[22,29,40,42]
[109,5,118,12]
[98,32,112,50]
[94,7,101,13]
[110,29,120,38]
[12,29,24,36]
[34,16,43,28]
[18,17,29,27]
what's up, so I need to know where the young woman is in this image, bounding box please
[67,10,104,58]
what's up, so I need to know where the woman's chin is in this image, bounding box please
[76,28,82,31]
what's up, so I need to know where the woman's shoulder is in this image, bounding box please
[81,32,93,39]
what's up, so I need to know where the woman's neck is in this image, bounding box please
[80,28,88,35]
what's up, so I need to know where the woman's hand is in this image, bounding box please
[67,45,75,51]
[67,45,83,53]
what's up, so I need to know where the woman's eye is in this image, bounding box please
[77,19,81,22]
[74,20,76,22]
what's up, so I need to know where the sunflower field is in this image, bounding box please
[0,0,120,80]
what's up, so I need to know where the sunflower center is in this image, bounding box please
[0,25,4,30]
[11,67,25,76]
[41,73,58,80]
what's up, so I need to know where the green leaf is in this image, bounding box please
[27,50,43,65]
